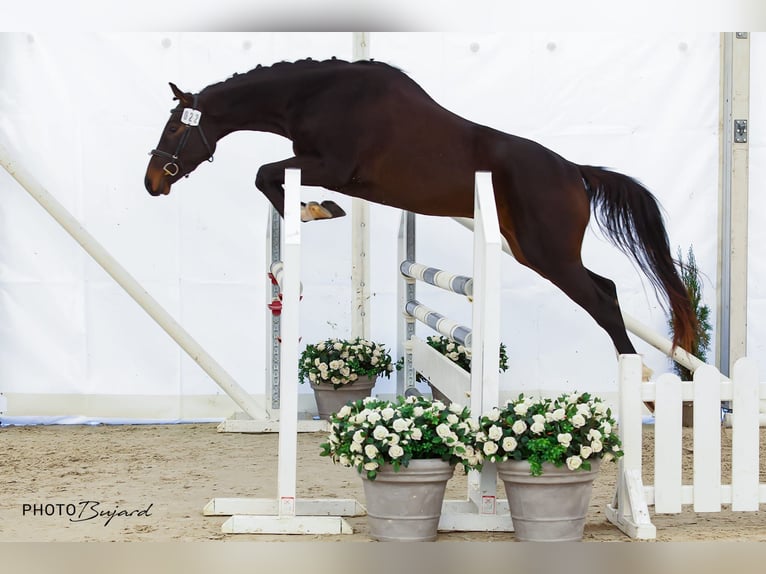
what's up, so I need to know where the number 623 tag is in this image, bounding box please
[181,108,202,126]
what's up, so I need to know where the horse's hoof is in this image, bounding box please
[320,200,346,218]
[300,200,346,222]
[300,201,328,221]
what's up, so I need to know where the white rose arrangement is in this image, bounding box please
[299,337,394,388]
[320,395,482,480]
[475,392,623,476]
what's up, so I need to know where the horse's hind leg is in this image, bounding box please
[533,259,637,356]
[586,269,656,389]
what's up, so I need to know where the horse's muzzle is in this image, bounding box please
[145,174,170,196]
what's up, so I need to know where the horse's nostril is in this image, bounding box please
[145,175,162,196]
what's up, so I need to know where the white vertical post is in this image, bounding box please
[467,172,502,513]
[617,355,644,507]
[210,168,359,533]
[718,32,750,376]
[470,172,501,418]
[653,374,683,514]
[605,354,655,539]
[731,357,759,510]
[692,365,722,512]
[277,169,302,516]
[351,31,371,340]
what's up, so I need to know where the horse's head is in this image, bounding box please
[145,83,216,196]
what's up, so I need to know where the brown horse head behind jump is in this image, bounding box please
[145,58,697,356]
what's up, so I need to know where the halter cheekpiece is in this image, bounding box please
[149,94,214,177]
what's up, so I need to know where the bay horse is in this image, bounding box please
[145,58,697,358]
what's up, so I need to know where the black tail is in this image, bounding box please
[579,165,697,352]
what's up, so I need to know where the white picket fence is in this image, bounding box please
[607,354,764,539]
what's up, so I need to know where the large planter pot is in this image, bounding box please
[309,375,376,419]
[497,458,601,542]
[360,458,454,542]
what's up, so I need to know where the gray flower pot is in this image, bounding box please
[360,458,454,542]
[309,375,376,419]
[497,458,601,542]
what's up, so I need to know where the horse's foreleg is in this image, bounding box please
[255,156,348,221]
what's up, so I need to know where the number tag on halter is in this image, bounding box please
[181,108,202,126]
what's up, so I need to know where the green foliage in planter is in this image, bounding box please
[396,335,509,383]
[668,246,712,380]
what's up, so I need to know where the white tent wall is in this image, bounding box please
[0,33,355,420]
[0,32,750,421]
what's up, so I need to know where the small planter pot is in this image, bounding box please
[497,458,601,542]
[360,458,454,542]
[309,375,376,419]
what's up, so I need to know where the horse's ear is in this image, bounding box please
[169,82,193,106]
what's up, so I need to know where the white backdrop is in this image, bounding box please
[0,32,760,421]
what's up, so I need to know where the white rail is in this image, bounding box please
[0,141,261,420]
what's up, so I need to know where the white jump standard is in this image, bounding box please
[204,169,363,534]
[398,171,513,532]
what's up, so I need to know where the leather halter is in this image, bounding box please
[149,94,214,177]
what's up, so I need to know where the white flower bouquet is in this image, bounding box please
[320,395,482,480]
[299,337,394,389]
[476,392,623,476]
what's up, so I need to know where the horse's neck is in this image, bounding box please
[204,79,291,139]
[206,69,326,139]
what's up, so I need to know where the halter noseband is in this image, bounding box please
[149,94,215,177]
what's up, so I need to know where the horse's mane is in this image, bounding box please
[200,58,401,94]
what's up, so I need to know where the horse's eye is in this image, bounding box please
[168,125,179,134]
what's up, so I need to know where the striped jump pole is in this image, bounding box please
[400,261,474,298]
[403,300,472,349]
[400,260,475,349]
[269,261,304,298]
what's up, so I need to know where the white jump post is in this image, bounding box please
[399,172,512,532]
[204,169,362,534]
[0,141,262,421]
[606,353,764,539]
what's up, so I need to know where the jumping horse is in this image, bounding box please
[145,58,697,358]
